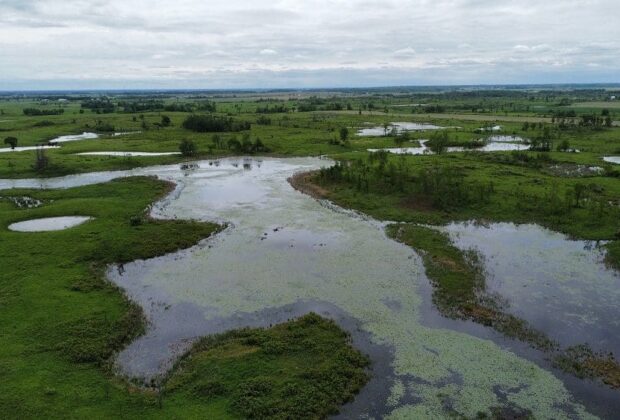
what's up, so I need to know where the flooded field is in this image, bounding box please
[604,156,620,164]
[8,216,92,232]
[0,158,612,418]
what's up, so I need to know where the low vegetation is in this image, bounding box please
[165,313,370,419]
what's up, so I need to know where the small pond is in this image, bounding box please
[8,216,92,232]
[603,156,620,164]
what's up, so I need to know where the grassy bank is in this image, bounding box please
[0,177,370,417]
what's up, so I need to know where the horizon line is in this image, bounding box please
[1,82,620,94]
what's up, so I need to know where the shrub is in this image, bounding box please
[179,139,197,156]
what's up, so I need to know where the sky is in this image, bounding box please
[0,0,619,90]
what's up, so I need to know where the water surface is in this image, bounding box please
[358,122,444,136]
[443,222,620,357]
[8,216,92,232]
[604,156,620,164]
[76,151,181,157]
[48,132,99,144]
[0,145,60,153]
[368,140,530,155]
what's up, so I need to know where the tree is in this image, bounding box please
[34,147,49,172]
[339,127,349,142]
[557,139,570,152]
[383,122,390,136]
[428,131,449,154]
[4,136,17,150]
[394,131,408,147]
[211,134,222,149]
[161,115,171,127]
[179,139,197,156]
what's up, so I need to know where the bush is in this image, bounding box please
[179,139,197,156]
[182,114,250,133]
[23,108,64,116]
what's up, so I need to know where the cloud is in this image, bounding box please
[0,0,618,89]
[259,49,278,56]
[393,47,416,57]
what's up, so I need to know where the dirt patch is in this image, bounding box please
[401,195,435,212]
[287,171,330,199]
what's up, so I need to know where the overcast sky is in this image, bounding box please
[1,0,619,89]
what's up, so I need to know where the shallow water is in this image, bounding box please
[368,140,530,155]
[478,125,503,132]
[604,156,620,164]
[443,222,620,357]
[0,145,60,153]
[0,132,100,153]
[76,151,181,157]
[0,158,606,418]
[8,216,92,232]
[357,122,444,136]
[111,131,142,137]
[48,132,99,143]
[483,135,526,142]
